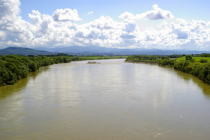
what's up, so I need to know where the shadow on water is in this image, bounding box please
[0,66,50,100]
[30,66,50,80]
[0,76,29,99]
[173,69,210,98]
[126,62,210,99]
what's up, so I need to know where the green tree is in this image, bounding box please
[186,55,192,60]
[29,62,38,72]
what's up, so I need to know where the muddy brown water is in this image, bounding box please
[0,59,210,140]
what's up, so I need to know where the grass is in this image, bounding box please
[176,57,186,61]
[176,56,210,62]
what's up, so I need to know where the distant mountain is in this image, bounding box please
[0,47,53,56]
[1,46,209,56]
[35,46,210,56]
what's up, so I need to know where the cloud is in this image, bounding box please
[52,9,81,22]
[89,16,123,29]
[119,12,135,20]
[28,10,42,25]
[0,0,35,46]
[120,4,174,21]
[87,11,94,15]
[158,21,168,28]
[75,26,101,39]
[0,0,20,19]
[123,21,138,33]
[136,4,174,20]
[171,24,189,39]
[0,0,210,50]
[120,34,135,39]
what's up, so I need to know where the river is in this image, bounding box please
[0,59,210,140]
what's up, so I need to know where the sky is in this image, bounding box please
[0,0,210,50]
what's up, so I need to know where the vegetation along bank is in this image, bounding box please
[126,54,210,84]
[0,55,127,87]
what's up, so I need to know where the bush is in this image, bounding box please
[200,59,208,63]
[191,58,195,63]
[158,59,175,66]
[186,55,192,60]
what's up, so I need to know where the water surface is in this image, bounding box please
[0,59,210,140]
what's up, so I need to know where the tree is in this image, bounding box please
[186,55,192,60]
[29,62,38,72]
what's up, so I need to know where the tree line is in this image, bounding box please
[0,55,71,86]
[158,59,210,84]
[197,53,210,57]
[126,55,210,84]
[125,55,170,62]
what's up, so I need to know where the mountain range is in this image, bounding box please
[0,46,209,56]
[34,46,210,55]
[0,47,53,56]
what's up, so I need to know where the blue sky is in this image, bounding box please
[0,0,210,50]
[20,0,210,23]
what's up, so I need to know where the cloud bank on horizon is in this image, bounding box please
[0,0,210,50]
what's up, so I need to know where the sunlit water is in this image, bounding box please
[0,59,210,140]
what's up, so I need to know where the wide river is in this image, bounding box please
[0,59,210,140]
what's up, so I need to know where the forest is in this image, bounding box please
[125,55,170,62]
[0,55,72,86]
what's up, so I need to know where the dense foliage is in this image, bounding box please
[200,59,208,63]
[158,59,176,66]
[0,55,71,86]
[174,61,210,84]
[197,53,210,57]
[126,55,169,62]
[168,54,185,58]
[186,55,192,60]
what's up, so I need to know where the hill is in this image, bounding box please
[1,46,210,56]
[0,47,53,56]
[36,46,210,56]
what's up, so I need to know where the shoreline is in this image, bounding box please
[125,60,158,64]
[0,57,127,87]
[126,59,210,85]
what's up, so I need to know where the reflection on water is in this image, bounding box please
[0,76,29,99]
[0,59,210,140]
[173,68,210,98]
[0,66,50,100]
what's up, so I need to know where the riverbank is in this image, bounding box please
[0,55,127,87]
[126,55,210,85]
[125,60,158,64]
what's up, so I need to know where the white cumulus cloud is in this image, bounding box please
[136,4,174,20]
[119,12,135,21]
[120,4,174,21]
[0,0,20,19]
[52,9,81,22]
[28,10,42,25]
[0,0,210,50]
